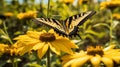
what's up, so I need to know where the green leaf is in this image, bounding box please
[93,23,109,29]
[85,30,105,38]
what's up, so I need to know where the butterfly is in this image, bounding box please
[32,10,96,37]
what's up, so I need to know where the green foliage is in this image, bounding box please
[0,0,120,67]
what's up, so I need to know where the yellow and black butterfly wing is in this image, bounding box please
[32,18,67,35]
[32,10,96,37]
[64,10,96,36]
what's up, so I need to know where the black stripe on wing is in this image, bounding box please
[32,18,62,28]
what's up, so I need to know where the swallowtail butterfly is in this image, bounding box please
[32,10,96,37]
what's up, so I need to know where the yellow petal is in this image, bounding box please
[62,51,86,64]
[19,44,35,56]
[27,31,42,39]
[26,30,46,40]
[90,55,101,67]
[32,42,45,50]
[71,51,86,59]
[41,30,47,33]
[37,43,49,59]
[14,35,27,40]
[71,56,90,67]
[58,38,78,48]
[63,59,77,67]
[14,35,40,45]
[0,44,8,47]
[50,42,60,50]
[49,43,60,55]
[61,54,73,61]
[112,56,120,64]
[103,45,116,51]
[54,38,77,53]
[52,40,73,54]
[16,47,23,55]
[101,57,113,67]
[48,29,54,33]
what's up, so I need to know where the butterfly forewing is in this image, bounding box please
[32,18,67,35]
[64,10,96,36]
[33,18,60,27]
[68,11,96,28]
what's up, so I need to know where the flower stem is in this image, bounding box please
[3,20,13,45]
[47,0,50,18]
[11,57,18,67]
[109,10,113,45]
[77,0,80,13]
[46,47,51,67]
[46,0,51,67]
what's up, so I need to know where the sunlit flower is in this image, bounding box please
[4,12,13,17]
[6,45,23,56]
[112,13,120,20]
[0,43,22,56]
[62,45,120,67]
[0,44,8,55]
[79,0,89,4]
[59,0,74,4]
[0,12,13,19]
[112,0,120,1]
[17,10,37,19]
[14,29,78,59]
[100,1,120,10]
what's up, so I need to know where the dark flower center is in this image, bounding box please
[87,46,104,56]
[40,33,56,42]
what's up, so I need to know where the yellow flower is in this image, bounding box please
[100,1,120,10]
[17,10,37,19]
[0,43,22,56]
[14,29,78,59]
[112,0,120,1]
[61,45,120,67]
[0,44,8,55]
[4,12,13,17]
[79,0,89,4]
[59,0,74,4]
[7,44,23,56]
[112,13,120,20]
[0,12,13,19]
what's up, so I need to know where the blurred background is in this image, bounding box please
[0,0,120,67]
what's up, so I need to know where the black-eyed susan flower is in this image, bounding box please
[79,0,89,5]
[0,43,22,56]
[5,45,23,56]
[59,0,74,4]
[0,44,8,55]
[112,0,120,1]
[17,10,37,19]
[4,12,13,17]
[61,45,120,67]
[14,29,78,59]
[113,13,120,20]
[0,12,13,19]
[100,1,120,10]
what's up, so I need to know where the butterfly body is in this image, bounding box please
[32,10,96,37]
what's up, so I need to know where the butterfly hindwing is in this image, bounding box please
[32,10,96,37]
